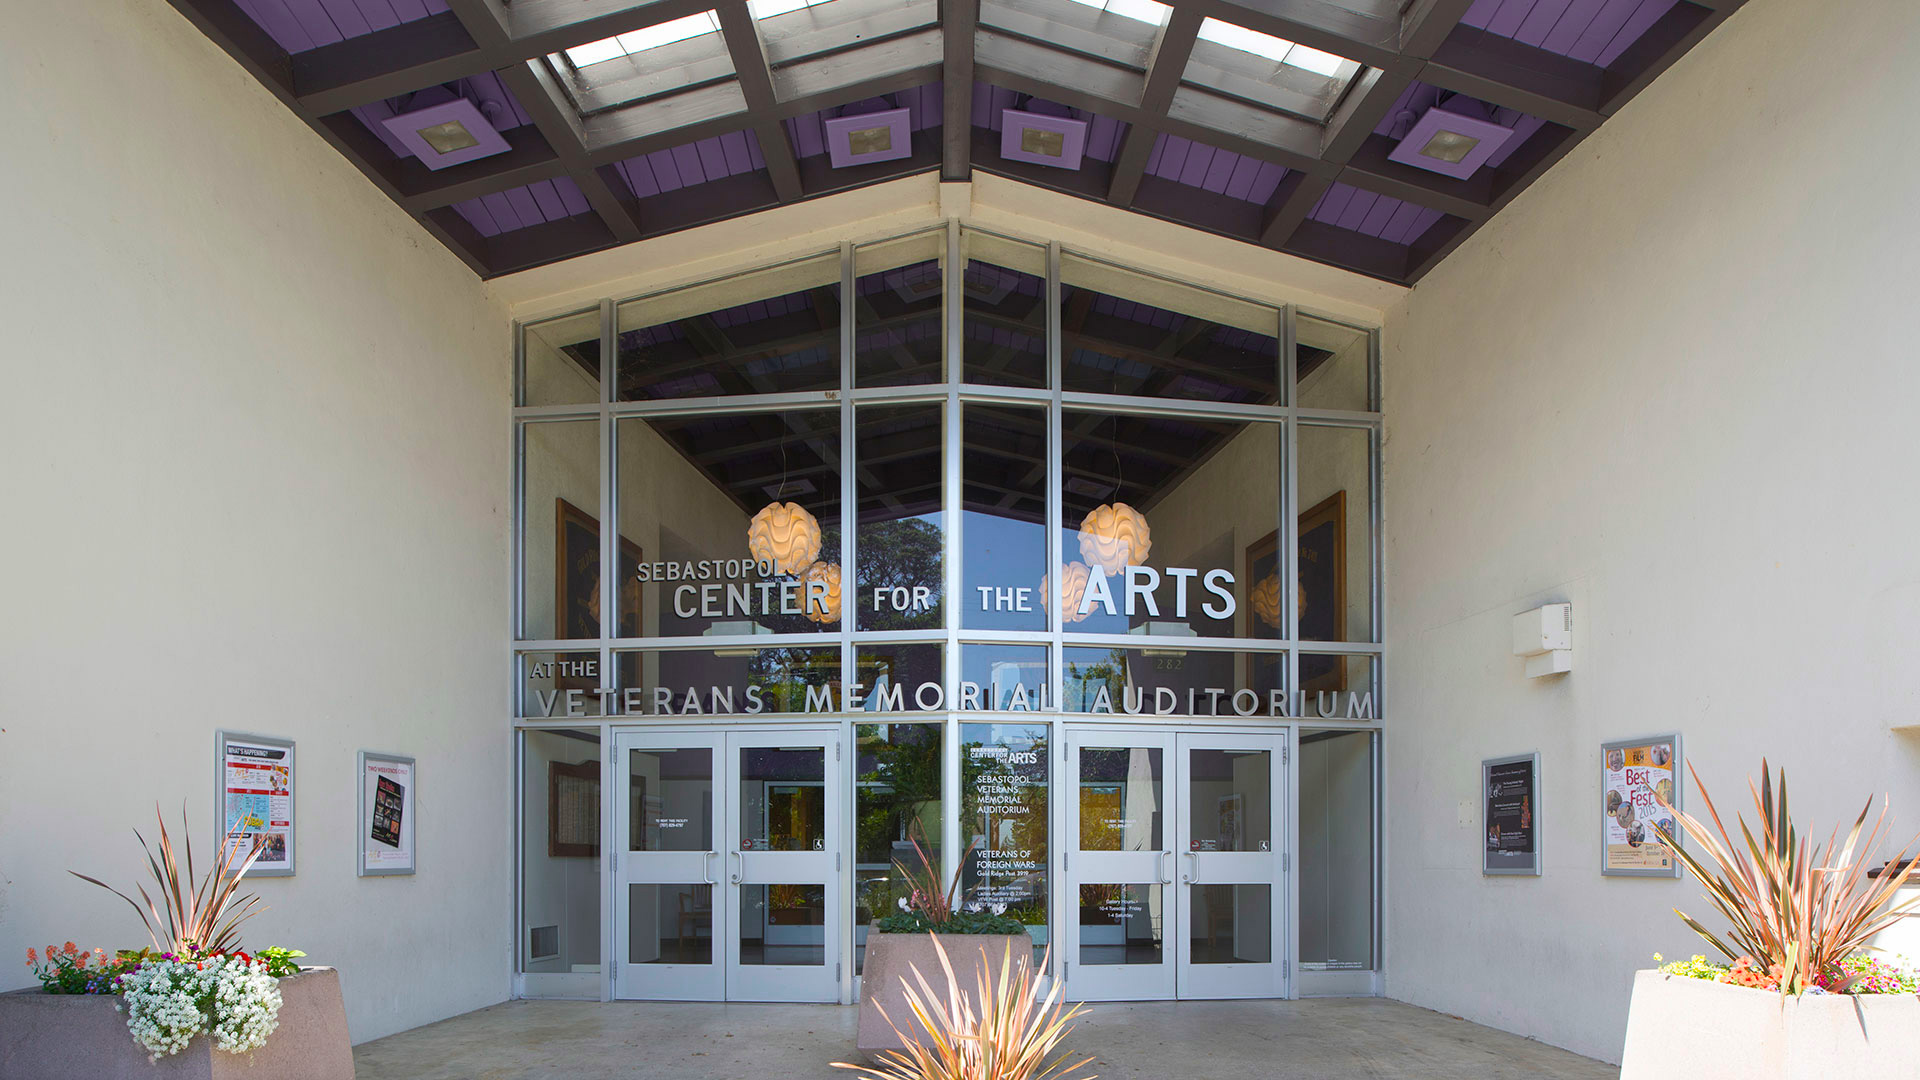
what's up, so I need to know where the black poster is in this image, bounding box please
[1483,754,1540,875]
[371,775,405,848]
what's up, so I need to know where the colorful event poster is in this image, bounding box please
[1483,753,1540,875]
[1601,735,1681,876]
[360,752,416,876]
[219,733,294,876]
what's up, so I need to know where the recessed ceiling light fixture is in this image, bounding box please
[824,106,913,168]
[1387,104,1515,180]
[1000,110,1089,170]
[381,98,509,170]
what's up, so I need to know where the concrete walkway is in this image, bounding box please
[353,997,1616,1079]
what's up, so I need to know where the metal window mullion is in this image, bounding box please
[1057,391,1286,424]
[942,217,964,889]
[599,299,616,744]
[609,390,841,419]
[1046,240,1064,716]
[1281,304,1301,709]
[840,241,855,714]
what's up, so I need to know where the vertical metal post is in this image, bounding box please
[1045,241,1064,712]
[838,241,857,1004]
[942,218,964,890]
[596,298,616,1003]
[1280,305,1301,712]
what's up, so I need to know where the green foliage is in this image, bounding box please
[1654,953,1728,982]
[257,947,306,978]
[874,909,1029,936]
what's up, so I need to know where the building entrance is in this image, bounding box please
[1061,726,1287,1001]
[611,726,844,1002]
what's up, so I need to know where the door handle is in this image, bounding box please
[729,849,742,885]
[703,850,717,886]
[1159,851,1173,885]
[1186,850,1202,885]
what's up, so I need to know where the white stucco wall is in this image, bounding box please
[0,0,511,1044]
[1382,0,1920,1063]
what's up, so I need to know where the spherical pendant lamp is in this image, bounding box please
[747,501,822,575]
[1077,502,1151,575]
[799,560,842,624]
[1040,561,1094,625]
[1251,573,1282,630]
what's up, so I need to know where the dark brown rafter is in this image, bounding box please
[1105,6,1203,207]
[715,3,805,201]
[943,0,978,181]
[166,0,1748,284]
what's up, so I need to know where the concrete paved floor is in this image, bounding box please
[353,997,1616,1079]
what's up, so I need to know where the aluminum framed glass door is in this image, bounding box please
[1176,731,1286,999]
[612,730,724,1001]
[1062,729,1176,1001]
[727,729,843,1002]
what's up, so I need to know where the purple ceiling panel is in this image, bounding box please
[787,86,942,161]
[235,0,451,54]
[1144,135,1286,204]
[351,73,532,160]
[1309,182,1444,246]
[614,130,768,199]
[1458,0,1680,65]
[452,177,591,237]
[1374,81,1547,172]
[972,84,1123,163]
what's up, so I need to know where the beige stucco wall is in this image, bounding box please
[1382,0,1920,1062]
[0,0,511,1044]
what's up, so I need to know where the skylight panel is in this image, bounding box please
[564,11,723,68]
[1063,0,1172,28]
[748,0,834,17]
[1196,16,1353,76]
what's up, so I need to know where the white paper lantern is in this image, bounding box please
[1077,502,1151,574]
[1041,561,1094,625]
[747,501,822,575]
[1251,573,1282,629]
[799,560,842,624]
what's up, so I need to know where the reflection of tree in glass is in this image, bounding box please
[746,647,838,712]
[855,724,941,922]
[1065,649,1130,710]
[857,518,944,630]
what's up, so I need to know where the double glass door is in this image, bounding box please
[1063,728,1285,1000]
[612,728,843,1002]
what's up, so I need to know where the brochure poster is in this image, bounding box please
[959,722,1050,952]
[1483,753,1540,875]
[218,732,294,876]
[360,752,416,876]
[1601,734,1682,877]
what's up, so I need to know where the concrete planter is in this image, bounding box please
[0,967,353,1080]
[857,930,1033,1059]
[1620,969,1920,1079]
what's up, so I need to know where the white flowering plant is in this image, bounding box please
[115,950,284,1062]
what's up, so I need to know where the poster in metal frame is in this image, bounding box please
[1600,733,1683,878]
[358,751,417,877]
[215,730,295,878]
[1482,752,1541,876]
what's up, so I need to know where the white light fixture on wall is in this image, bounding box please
[1512,603,1573,677]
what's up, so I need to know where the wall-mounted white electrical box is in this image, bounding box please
[1512,603,1572,677]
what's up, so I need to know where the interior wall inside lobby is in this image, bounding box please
[1381,0,1920,1063]
[0,0,512,1045]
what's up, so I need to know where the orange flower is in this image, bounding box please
[25,948,36,965]
[62,942,77,956]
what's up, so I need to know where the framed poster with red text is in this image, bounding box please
[217,731,295,877]
[1601,734,1682,877]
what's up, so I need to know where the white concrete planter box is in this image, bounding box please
[857,931,1032,1058]
[1620,968,1920,1079]
[0,967,354,1080]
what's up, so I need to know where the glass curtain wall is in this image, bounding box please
[511,224,1384,991]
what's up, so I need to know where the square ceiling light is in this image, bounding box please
[1000,110,1089,170]
[1387,105,1514,180]
[823,107,913,168]
[382,98,510,170]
